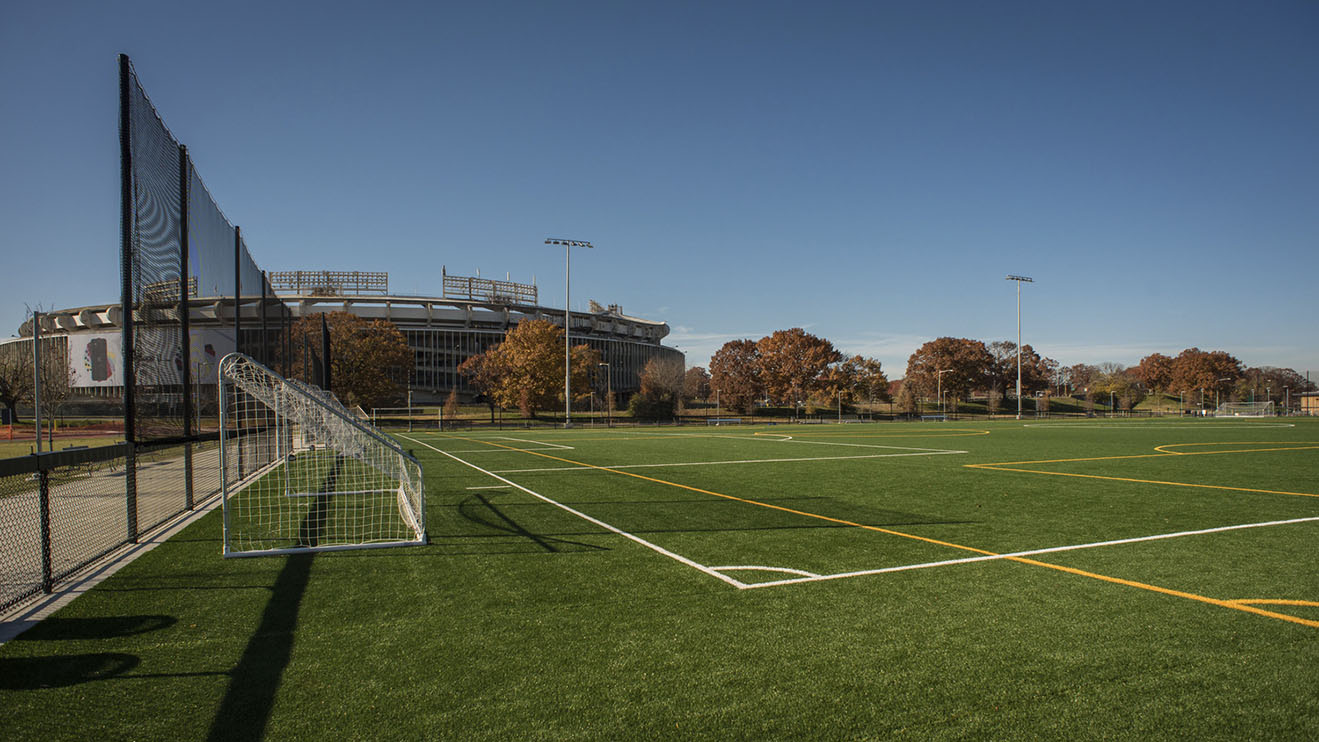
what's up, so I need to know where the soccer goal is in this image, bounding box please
[218,353,426,557]
[1214,401,1275,418]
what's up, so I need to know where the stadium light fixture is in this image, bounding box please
[1005,275,1034,420]
[546,238,594,428]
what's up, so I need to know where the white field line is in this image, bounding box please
[400,435,748,589]
[496,437,575,450]
[491,449,968,474]
[1023,423,1295,429]
[465,485,512,490]
[738,515,1319,589]
[444,447,573,453]
[764,435,966,453]
[710,565,821,578]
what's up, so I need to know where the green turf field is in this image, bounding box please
[2,419,1316,739]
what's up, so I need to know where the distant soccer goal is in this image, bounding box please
[219,353,426,557]
[1214,401,1275,418]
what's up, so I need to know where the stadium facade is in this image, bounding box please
[16,269,683,405]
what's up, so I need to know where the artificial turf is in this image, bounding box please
[2,418,1316,740]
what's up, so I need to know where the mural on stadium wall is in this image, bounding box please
[68,330,234,388]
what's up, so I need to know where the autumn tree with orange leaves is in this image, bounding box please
[756,328,841,405]
[283,312,411,409]
[708,339,762,414]
[458,318,600,418]
[904,337,995,408]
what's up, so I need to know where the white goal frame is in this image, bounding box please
[1214,401,1275,418]
[218,353,426,557]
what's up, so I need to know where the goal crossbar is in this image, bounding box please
[219,353,426,557]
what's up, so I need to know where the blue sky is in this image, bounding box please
[3,1,1317,380]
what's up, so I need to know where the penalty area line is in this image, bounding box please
[400,435,746,589]
[741,515,1319,590]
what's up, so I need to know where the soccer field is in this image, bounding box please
[2,419,1317,739]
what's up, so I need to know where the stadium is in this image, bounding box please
[13,267,682,406]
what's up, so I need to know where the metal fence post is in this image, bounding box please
[38,467,53,593]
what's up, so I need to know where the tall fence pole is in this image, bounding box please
[119,54,139,543]
[33,312,42,454]
[179,144,194,510]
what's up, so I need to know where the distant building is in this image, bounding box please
[16,269,683,404]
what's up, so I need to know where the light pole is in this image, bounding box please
[714,389,720,420]
[937,369,952,416]
[598,362,611,427]
[1285,386,1290,415]
[1006,275,1034,419]
[1216,376,1231,412]
[546,238,593,427]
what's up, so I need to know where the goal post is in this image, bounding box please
[1214,401,1275,418]
[219,353,426,557]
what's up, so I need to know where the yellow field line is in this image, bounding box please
[968,442,1319,499]
[965,465,1319,499]
[445,434,1319,628]
[1227,599,1319,608]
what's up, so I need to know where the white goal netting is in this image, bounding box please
[1214,401,1276,418]
[219,353,425,557]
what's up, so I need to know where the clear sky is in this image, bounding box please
[3,1,1316,380]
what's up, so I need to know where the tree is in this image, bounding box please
[1133,353,1174,394]
[443,389,459,422]
[629,356,685,419]
[459,319,600,419]
[709,339,762,414]
[893,380,919,416]
[283,312,412,410]
[990,341,1055,398]
[0,339,35,423]
[904,337,995,407]
[855,357,891,406]
[1065,364,1100,396]
[35,337,74,433]
[682,366,711,403]
[457,352,501,423]
[1169,348,1243,396]
[756,328,841,406]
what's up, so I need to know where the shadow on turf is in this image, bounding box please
[0,653,141,689]
[205,457,345,742]
[437,495,973,556]
[456,494,609,553]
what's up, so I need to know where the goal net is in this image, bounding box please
[219,353,426,557]
[1214,401,1275,418]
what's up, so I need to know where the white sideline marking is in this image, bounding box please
[491,449,968,474]
[445,447,572,453]
[1023,423,1296,429]
[465,485,512,490]
[738,515,1319,589]
[400,435,748,589]
[711,565,821,578]
[498,437,575,450]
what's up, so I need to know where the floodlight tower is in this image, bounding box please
[1005,275,1034,419]
[546,238,594,428]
